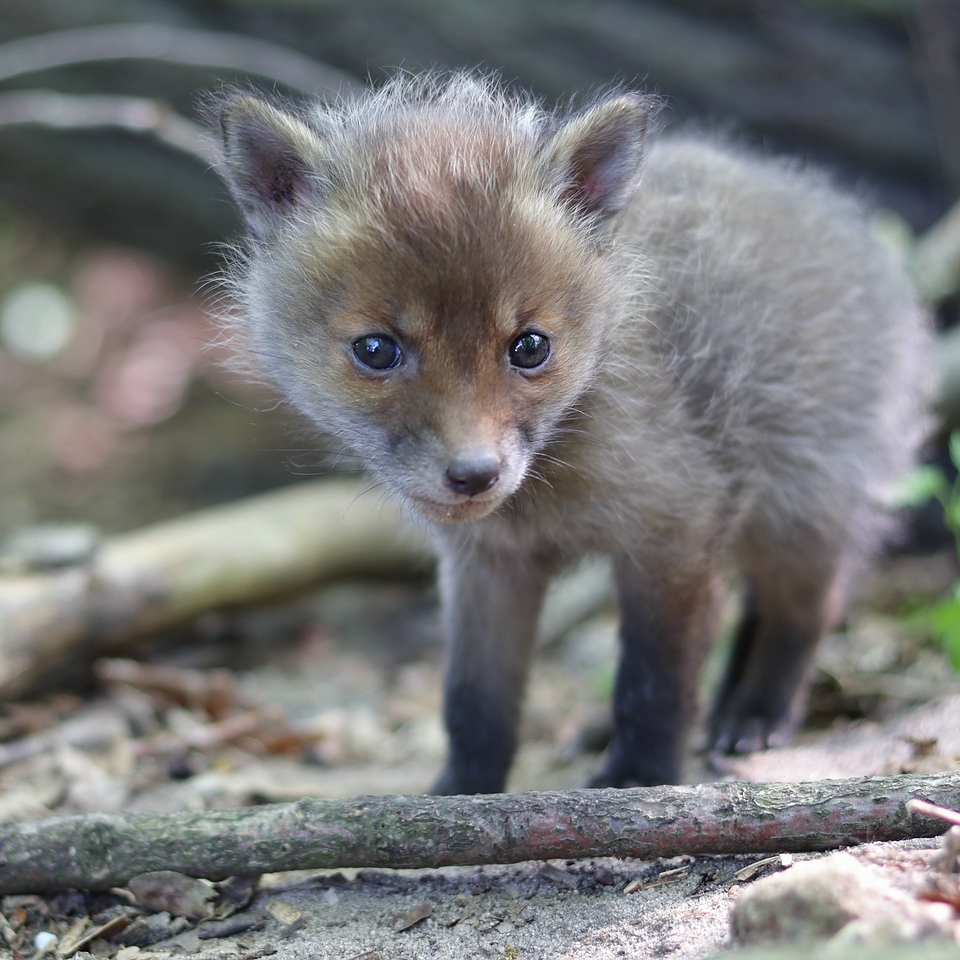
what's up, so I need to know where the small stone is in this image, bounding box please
[264,900,302,925]
[595,867,616,886]
[732,851,954,946]
[34,931,57,951]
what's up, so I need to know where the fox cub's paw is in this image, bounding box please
[587,740,681,788]
[428,764,508,796]
[709,704,796,756]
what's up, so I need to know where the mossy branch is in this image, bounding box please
[0,773,956,894]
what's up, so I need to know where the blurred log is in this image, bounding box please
[0,479,433,700]
[0,772,956,893]
[0,23,357,97]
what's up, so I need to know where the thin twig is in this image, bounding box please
[0,91,216,163]
[906,797,960,827]
[0,24,357,96]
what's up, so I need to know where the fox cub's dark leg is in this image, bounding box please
[708,589,761,726]
[709,534,846,754]
[591,560,717,787]
[430,543,556,795]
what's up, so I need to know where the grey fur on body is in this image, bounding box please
[210,75,929,794]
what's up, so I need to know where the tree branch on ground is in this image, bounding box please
[0,772,956,894]
[0,478,434,699]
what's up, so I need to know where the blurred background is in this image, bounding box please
[0,0,959,827]
[0,0,957,535]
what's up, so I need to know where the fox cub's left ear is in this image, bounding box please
[541,93,653,228]
[213,95,327,240]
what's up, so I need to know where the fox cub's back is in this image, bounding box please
[581,137,929,559]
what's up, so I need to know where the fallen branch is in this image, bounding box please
[0,24,357,97]
[0,479,433,699]
[0,773,956,894]
[0,91,216,164]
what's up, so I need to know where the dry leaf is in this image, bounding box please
[128,871,215,919]
[392,902,432,932]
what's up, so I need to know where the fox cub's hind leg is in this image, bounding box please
[591,558,718,787]
[709,529,848,754]
[430,541,557,796]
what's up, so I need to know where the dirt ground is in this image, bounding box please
[2,567,960,960]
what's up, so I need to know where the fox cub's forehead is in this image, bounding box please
[295,124,587,305]
[280,155,563,318]
[339,121,545,241]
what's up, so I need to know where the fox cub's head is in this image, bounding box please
[213,75,652,522]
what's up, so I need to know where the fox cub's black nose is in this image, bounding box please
[445,456,500,496]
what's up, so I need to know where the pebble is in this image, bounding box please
[732,852,955,946]
[33,931,57,951]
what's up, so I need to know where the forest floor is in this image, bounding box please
[2,551,960,960]
[1,241,960,958]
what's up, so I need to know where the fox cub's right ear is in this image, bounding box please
[213,96,326,240]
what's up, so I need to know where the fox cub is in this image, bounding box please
[211,74,928,794]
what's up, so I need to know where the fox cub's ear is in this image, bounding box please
[541,94,652,227]
[214,96,326,239]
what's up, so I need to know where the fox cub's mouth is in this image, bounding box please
[407,493,505,524]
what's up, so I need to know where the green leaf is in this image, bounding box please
[949,430,960,472]
[589,665,615,699]
[889,465,948,509]
[927,594,960,671]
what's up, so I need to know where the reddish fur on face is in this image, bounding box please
[229,100,621,520]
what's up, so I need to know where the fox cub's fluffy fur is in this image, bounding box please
[211,74,928,793]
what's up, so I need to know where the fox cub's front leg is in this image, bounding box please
[430,540,556,796]
[591,559,717,787]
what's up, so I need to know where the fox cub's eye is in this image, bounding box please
[509,332,550,369]
[352,334,402,370]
